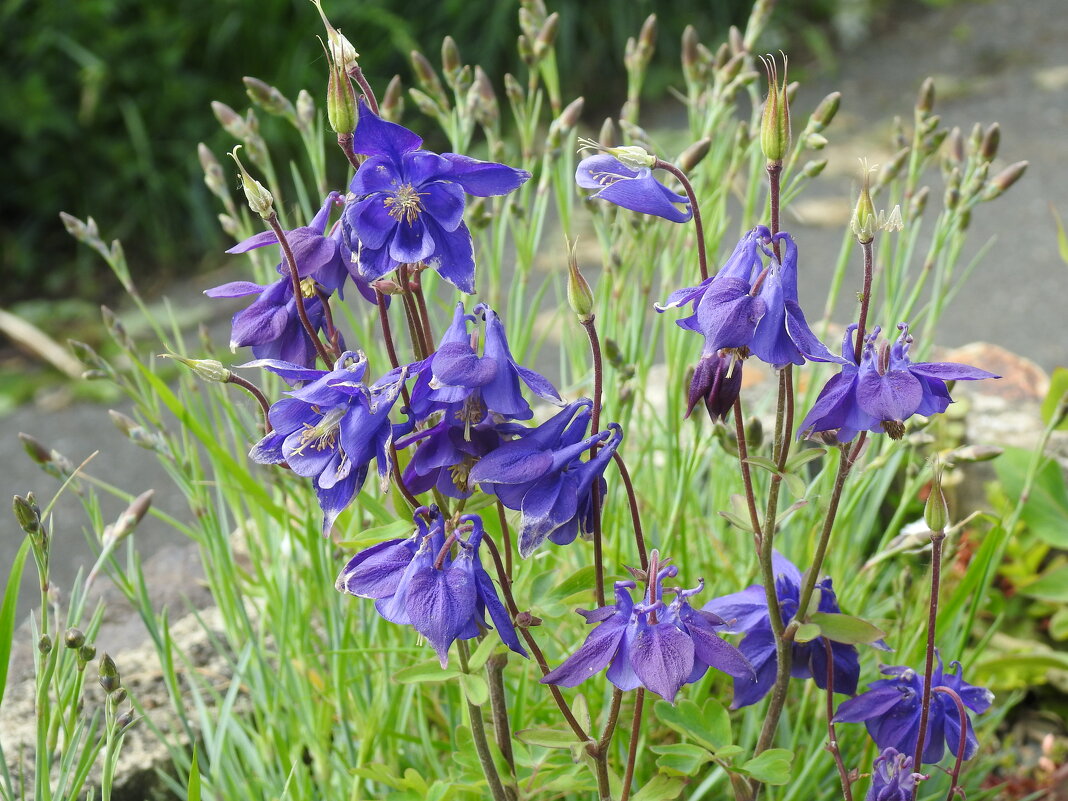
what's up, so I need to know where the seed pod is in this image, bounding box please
[228,146,273,219]
[677,137,711,173]
[65,628,86,649]
[565,240,594,322]
[99,653,121,694]
[39,635,52,655]
[759,56,791,163]
[924,465,948,533]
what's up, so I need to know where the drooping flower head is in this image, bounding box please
[247,351,407,534]
[542,558,753,703]
[703,551,886,708]
[335,508,526,666]
[687,350,743,422]
[799,323,999,442]
[866,748,923,801]
[575,148,692,223]
[468,400,622,557]
[656,226,836,369]
[342,102,531,293]
[834,656,993,765]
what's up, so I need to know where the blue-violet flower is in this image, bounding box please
[342,102,530,294]
[833,656,993,765]
[866,748,922,801]
[575,153,692,223]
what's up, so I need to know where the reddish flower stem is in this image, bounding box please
[612,452,648,570]
[655,159,708,281]
[267,212,333,366]
[932,686,969,801]
[620,689,645,801]
[912,531,946,798]
[823,638,854,801]
[225,373,272,435]
[582,317,606,608]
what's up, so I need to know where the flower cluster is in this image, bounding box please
[703,551,886,708]
[543,562,754,703]
[336,509,525,666]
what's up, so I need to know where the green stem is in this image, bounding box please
[457,641,509,801]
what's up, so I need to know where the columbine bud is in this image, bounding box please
[243,77,295,121]
[982,160,1028,200]
[681,26,700,85]
[809,91,841,132]
[503,73,524,107]
[677,137,712,173]
[851,168,877,244]
[99,653,121,695]
[296,90,315,132]
[533,12,559,61]
[410,50,448,109]
[546,97,584,150]
[598,117,616,149]
[162,353,232,383]
[916,77,935,114]
[326,47,357,135]
[802,159,828,178]
[759,55,791,164]
[565,240,595,322]
[228,146,273,219]
[13,494,42,537]
[908,186,930,219]
[441,36,463,88]
[803,132,828,150]
[198,143,227,199]
[211,101,247,140]
[945,127,964,167]
[39,634,52,655]
[380,75,405,122]
[65,628,86,649]
[103,489,154,548]
[468,67,497,128]
[101,306,134,351]
[686,353,742,422]
[924,464,949,533]
[19,433,52,466]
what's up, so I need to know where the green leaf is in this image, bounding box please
[549,565,599,602]
[651,743,714,776]
[739,748,793,785]
[995,447,1068,547]
[1050,607,1068,641]
[572,693,591,733]
[794,622,821,643]
[1019,564,1068,601]
[786,447,826,472]
[460,673,489,706]
[465,635,499,673]
[1053,206,1068,266]
[188,743,202,801]
[0,538,30,703]
[631,774,686,801]
[394,660,462,684]
[335,518,412,549]
[1040,367,1068,429]
[515,728,585,749]
[654,698,732,752]
[808,612,886,645]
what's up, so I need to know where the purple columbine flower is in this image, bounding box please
[542,565,753,703]
[656,227,836,369]
[866,748,922,801]
[342,102,530,294]
[687,351,743,422]
[575,153,692,223]
[833,656,993,765]
[468,400,622,558]
[703,551,886,709]
[396,413,503,499]
[205,277,332,370]
[246,351,407,534]
[335,509,526,666]
[798,323,999,442]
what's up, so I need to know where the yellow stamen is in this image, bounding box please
[383,183,427,224]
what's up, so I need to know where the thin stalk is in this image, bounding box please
[855,239,875,363]
[594,754,612,801]
[582,317,606,607]
[620,689,645,801]
[266,213,332,365]
[823,639,854,801]
[655,159,709,280]
[486,654,518,799]
[411,270,436,350]
[375,290,412,409]
[315,286,342,357]
[767,162,783,261]
[932,686,969,801]
[398,265,430,360]
[612,452,648,570]
[336,132,362,171]
[911,531,945,796]
[351,64,379,114]
[457,641,509,801]
[495,501,514,579]
[481,530,590,742]
[225,374,272,434]
[732,397,763,541]
[598,688,624,753]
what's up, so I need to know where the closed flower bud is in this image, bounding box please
[410,50,448,109]
[78,644,96,664]
[804,132,828,150]
[13,494,42,537]
[565,241,595,322]
[909,185,930,219]
[380,75,405,122]
[533,12,559,61]
[211,101,247,140]
[802,158,828,178]
[243,76,295,121]
[681,26,700,84]
[38,634,52,655]
[99,653,121,694]
[228,146,273,219]
[518,6,539,40]
[68,340,107,372]
[503,73,524,107]
[968,122,983,153]
[408,88,442,119]
[326,55,357,135]
[924,466,949,533]
[103,489,154,548]
[59,212,88,241]
[719,52,745,86]
[945,126,964,167]
[162,353,232,383]
[677,137,712,173]
[546,96,583,149]
[469,67,497,128]
[101,306,134,351]
[714,42,730,70]
[441,36,463,87]
[916,77,935,114]
[944,167,961,210]
[64,628,86,649]
[218,213,239,238]
[598,117,616,149]
[729,24,745,55]
[982,160,1027,200]
[296,90,315,132]
[949,444,1002,463]
[198,143,226,198]
[112,688,128,705]
[745,415,764,449]
[759,56,791,164]
[876,147,910,189]
[809,91,841,132]
[116,710,135,731]
[851,169,877,244]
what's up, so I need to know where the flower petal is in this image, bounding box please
[352,100,422,161]
[443,153,531,196]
